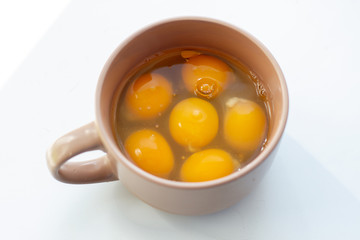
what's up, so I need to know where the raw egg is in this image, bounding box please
[125,73,173,120]
[124,129,174,178]
[181,54,233,99]
[180,149,236,182]
[224,97,267,152]
[169,98,218,151]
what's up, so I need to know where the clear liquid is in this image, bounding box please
[112,48,269,181]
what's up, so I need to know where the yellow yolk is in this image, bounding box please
[182,54,233,99]
[124,129,174,178]
[224,97,267,152]
[180,149,236,182]
[125,73,173,120]
[169,98,218,151]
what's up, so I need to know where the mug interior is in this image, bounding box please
[96,18,288,187]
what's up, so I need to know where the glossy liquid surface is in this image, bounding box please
[112,48,269,181]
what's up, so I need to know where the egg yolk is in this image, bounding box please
[182,54,233,99]
[224,97,267,152]
[124,129,174,178]
[125,73,173,120]
[169,98,218,151]
[180,149,236,182]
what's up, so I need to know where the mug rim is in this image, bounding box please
[95,16,289,189]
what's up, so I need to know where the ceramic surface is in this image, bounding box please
[47,17,288,215]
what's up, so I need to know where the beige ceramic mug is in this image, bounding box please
[47,17,288,215]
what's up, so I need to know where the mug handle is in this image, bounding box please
[46,122,118,184]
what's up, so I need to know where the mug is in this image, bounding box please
[47,17,288,215]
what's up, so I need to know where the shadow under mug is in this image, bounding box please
[47,17,288,215]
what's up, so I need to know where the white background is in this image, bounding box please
[1,0,360,239]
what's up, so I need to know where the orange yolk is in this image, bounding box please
[124,129,174,178]
[182,54,233,99]
[125,73,173,120]
[169,98,218,151]
[180,149,236,182]
[224,97,267,152]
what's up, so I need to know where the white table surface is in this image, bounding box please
[1,0,360,239]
